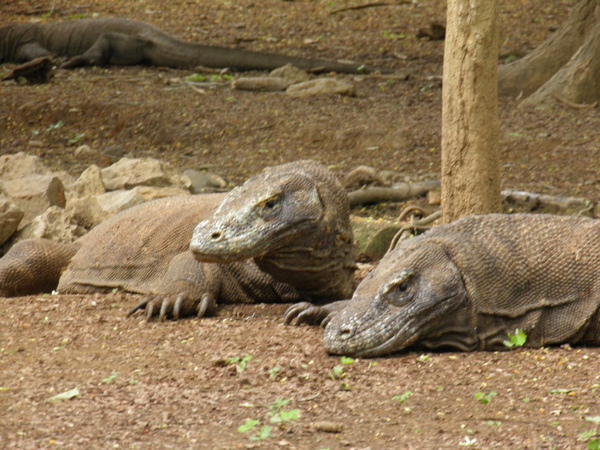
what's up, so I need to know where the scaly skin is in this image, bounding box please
[312,214,600,357]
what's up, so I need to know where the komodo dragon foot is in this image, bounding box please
[128,292,217,321]
[126,251,220,321]
[284,300,348,327]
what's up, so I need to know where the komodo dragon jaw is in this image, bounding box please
[324,241,470,357]
[191,164,328,263]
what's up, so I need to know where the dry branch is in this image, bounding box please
[347,180,440,207]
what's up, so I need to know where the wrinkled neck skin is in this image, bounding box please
[255,218,356,301]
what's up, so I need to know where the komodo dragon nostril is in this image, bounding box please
[211,232,222,241]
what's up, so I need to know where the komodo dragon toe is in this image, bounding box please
[284,301,348,327]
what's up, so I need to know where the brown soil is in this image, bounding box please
[1,1,599,448]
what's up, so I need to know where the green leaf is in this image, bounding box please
[102,372,118,384]
[340,356,354,365]
[503,329,527,348]
[392,391,413,405]
[271,398,290,414]
[271,409,300,423]
[186,74,207,83]
[588,439,600,450]
[579,430,597,442]
[475,391,497,405]
[238,419,259,433]
[252,425,272,441]
[585,416,600,424]
[46,387,79,403]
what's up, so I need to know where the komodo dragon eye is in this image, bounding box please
[257,195,281,217]
[379,270,414,305]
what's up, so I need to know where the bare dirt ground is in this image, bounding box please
[1,0,599,448]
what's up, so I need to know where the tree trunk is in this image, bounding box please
[499,0,600,107]
[441,0,501,224]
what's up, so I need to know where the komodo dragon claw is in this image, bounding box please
[128,293,216,321]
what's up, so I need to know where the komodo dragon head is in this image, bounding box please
[323,237,470,357]
[190,160,355,300]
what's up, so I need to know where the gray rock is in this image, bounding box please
[14,206,84,244]
[101,157,192,191]
[270,64,310,84]
[0,174,66,226]
[0,197,24,245]
[286,78,356,97]
[183,169,228,194]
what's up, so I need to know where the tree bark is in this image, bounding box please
[499,0,600,107]
[441,0,501,223]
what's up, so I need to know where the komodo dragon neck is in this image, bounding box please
[190,160,356,301]
[0,19,366,73]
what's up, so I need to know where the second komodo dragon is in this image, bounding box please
[0,18,367,73]
[287,214,600,357]
[0,160,356,320]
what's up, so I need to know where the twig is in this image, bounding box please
[348,180,440,207]
[331,2,409,14]
[387,210,441,252]
[20,5,90,16]
[552,93,598,110]
[298,392,321,402]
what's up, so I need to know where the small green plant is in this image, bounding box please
[330,357,353,380]
[68,133,85,145]
[238,419,259,433]
[268,367,281,379]
[102,372,118,384]
[503,329,527,348]
[485,420,502,428]
[225,355,252,373]
[588,439,600,450]
[579,430,598,442]
[186,73,207,83]
[238,419,272,441]
[340,356,354,366]
[269,398,300,424]
[45,120,64,133]
[330,365,345,379]
[475,391,497,405]
[392,391,413,405]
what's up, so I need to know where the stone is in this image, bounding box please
[0,197,24,245]
[100,157,191,191]
[286,78,356,97]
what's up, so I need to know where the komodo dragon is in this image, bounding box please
[0,160,356,320]
[286,214,600,357]
[0,18,367,73]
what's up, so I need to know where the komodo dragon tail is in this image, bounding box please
[0,239,80,297]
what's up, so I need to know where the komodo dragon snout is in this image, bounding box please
[324,242,468,357]
[190,167,324,262]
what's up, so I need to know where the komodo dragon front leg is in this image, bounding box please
[128,253,301,320]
